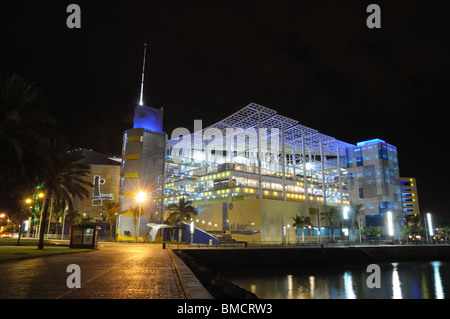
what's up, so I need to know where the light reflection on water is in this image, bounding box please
[221,261,449,299]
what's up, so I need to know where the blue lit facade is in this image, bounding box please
[346,139,402,237]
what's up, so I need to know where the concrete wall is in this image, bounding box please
[179,245,450,269]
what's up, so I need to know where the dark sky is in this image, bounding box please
[1,1,449,222]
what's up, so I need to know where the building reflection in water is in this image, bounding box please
[222,261,449,299]
[343,272,357,299]
[391,263,403,299]
[432,261,445,299]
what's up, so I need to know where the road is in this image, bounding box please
[0,243,185,299]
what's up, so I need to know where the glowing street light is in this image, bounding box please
[427,213,433,236]
[343,206,350,220]
[135,191,147,242]
[387,211,394,237]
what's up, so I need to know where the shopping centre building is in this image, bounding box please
[116,101,404,243]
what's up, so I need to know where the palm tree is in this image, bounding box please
[439,226,450,244]
[350,202,363,242]
[37,142,91,249]
[291,215,312,243]
[165,198,197,243]
[405,214,421,227]
[0,74,56,192]
[365,226,383,242]
[75,214,95,228]
[320,207,341,242]
[99,201,120,241]
[127,205,149,242]
[64,210,81,239]
[50,198,66,238]
[165,198,197,225]
[400,224,412,244]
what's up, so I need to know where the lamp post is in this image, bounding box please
[342,206,349,241]
[190,221,194,245]
[427,213,433,244]
[135,191,147,243]
[387,211,394,242]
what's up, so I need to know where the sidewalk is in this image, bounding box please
[0,242,212,299]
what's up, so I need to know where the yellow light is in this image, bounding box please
[136,192,146,203]
[38,193,44,198]
[25,198,32,204]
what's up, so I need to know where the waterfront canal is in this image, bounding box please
[221,260,449,299]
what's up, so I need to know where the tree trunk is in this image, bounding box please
[16,218,24,246]
[38,196,51,250]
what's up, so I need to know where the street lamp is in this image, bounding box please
[190,221,194,245]
[343,206,350,220]
[427,213,433,243]
[135,191,147,242]
[387,211,394,239]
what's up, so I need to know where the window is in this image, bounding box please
[359,188,364,199]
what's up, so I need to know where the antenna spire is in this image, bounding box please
[139,43,148,106]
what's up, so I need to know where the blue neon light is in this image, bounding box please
[356,138,386,146]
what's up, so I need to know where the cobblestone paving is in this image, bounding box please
[0,243,185,299]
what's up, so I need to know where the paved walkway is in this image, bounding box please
[0,243,205,299]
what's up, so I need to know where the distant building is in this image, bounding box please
[400,177,420,217]
[72,149,121,219]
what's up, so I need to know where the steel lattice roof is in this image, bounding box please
[168,102,354,156]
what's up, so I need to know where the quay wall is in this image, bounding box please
[177,245,450,269]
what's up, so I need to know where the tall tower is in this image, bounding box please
[117,44,167,241]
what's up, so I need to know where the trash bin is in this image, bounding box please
[162,242,166,249]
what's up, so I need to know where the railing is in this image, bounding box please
[172,239,450,249]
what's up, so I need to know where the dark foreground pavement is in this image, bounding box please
[0,243,200,299]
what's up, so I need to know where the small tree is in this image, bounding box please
[400,225,412,244]
[291,215,312,243]
[320,207,341,242]
[98,201,120,241]
[165,198,197,243]
[439,226,450,244]
[349,202,363,241]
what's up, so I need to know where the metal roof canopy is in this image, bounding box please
[168,102,354,156]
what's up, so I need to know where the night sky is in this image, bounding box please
[1,1,449,222]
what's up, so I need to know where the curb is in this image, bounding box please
[167,246,214,299]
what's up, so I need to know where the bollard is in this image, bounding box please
[162,242,166,249]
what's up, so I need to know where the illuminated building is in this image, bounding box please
[400,177,420,217]
[164,103,403,243]
[72,149,121,218]
[114,44,404,243]
[116,44,167,241]
[117,105,166,241]
[346,139,402,238]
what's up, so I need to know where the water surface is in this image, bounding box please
[221,261,449,299]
